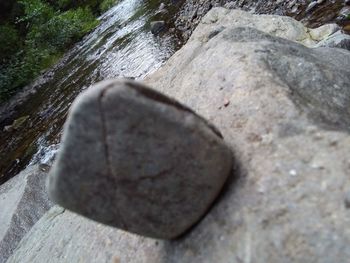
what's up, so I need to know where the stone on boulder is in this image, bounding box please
[8,8,350,263]
[0,165,52,263]
[48,79,233,239]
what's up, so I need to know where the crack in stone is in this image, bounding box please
[98,84,128,231]
[120,168,173,183]
[125,80,224,139]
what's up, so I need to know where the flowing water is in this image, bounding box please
[0,0,347,184]
[0,0,185,183]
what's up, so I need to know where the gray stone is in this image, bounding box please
[8,8,350,263]
[316,30,350,50]
[47,79,233,239]
[7,206,162,263]
[191,8,339,48]
[305,1,317,13]
[150,21,166,35]
[0,165,52,263]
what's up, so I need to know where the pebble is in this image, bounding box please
[48,79,233,239]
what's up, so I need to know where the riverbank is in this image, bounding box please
[3,7,350,262]
[175,0,350,41]
[0,0,122,104]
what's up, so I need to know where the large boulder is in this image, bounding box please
[47,80,233,239]
[316,30,350,50]
[0,165,52,263]
[8,206,163,263]
[188,8,340,47]
[8,8,350,263]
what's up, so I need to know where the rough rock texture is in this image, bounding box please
[47,79,233,239]
[316,30,350,50]
[0,165,52,263]
[175,0,346,41]
[8,8,350,263]
[182,7,340,47]
[8,206,164,263]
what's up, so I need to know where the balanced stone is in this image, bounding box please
[47,79,233,239]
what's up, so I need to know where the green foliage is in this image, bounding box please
[0,24,20,61]
[100,0,116,13]
[27,7,98,51]
[18,0,55,25]
[0,0,113,103]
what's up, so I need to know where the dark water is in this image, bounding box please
[0,0,347,184]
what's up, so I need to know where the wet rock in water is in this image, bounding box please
[156,4,168,16]
[150,21,166,35]
[3,115,30,132]
[336,6,350,27]
[48,79,233,239]
[305,1,318,13]
[0,165,53,263]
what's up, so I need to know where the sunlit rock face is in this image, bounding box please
[7,8,350,263]
[0,165,52,263]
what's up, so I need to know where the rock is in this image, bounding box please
[339,6,350,17]
[9,8,350,262]
[191,8,339,48]
[3,125,13,132]
[336,6,350,26]
[150,21,166,35]
[316,30,350,50]
[305,1,318,13]
[7,206,163,263]
[47,79,233,239]
[174,0,343,41]
[3,115,30,132]
[223,2,235,9]
[307,23,339,41]
[0,165,53,263]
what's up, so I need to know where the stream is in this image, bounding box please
[0,0,348,184]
